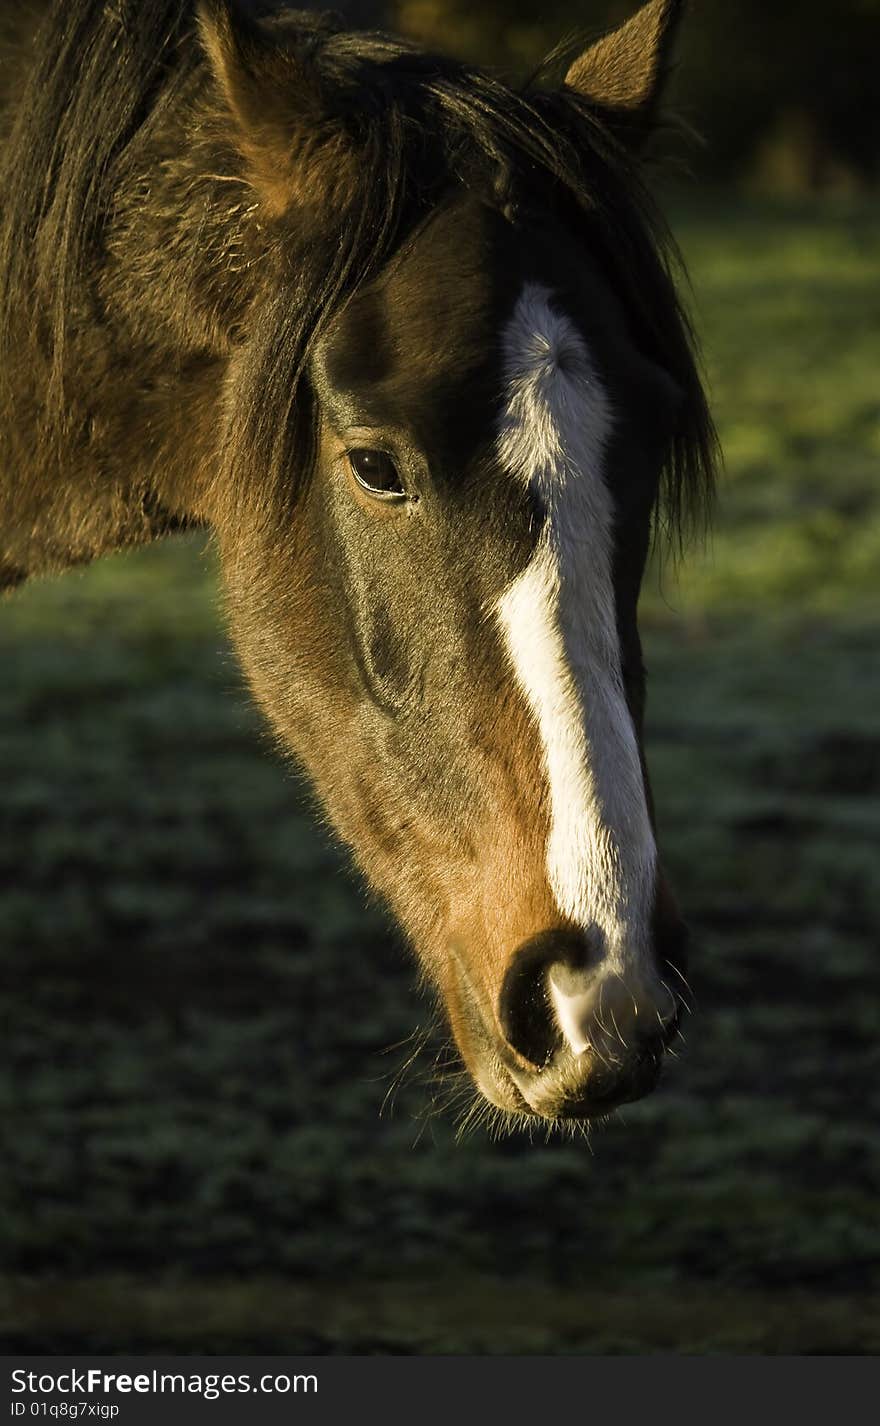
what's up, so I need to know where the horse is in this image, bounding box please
[0,0,716,1126]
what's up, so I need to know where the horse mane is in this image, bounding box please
[0,2,192,420]
[0,1,717,547]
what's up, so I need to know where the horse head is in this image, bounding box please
[193,0,715,1122]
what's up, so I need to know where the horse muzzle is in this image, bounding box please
[454,923,687,1121]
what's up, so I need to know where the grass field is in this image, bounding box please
[1,197,878,1354]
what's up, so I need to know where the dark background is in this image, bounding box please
[1,1,878,1353]
[384,0,880,192]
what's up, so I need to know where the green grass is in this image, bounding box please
[1,197,878,1354]
[646,194,880,617]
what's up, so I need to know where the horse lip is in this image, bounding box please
[510,1044,666,1121]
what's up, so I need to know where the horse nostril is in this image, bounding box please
[498,959,554,1068]
[499,927,602,1068]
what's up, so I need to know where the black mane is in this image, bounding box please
[0,1,716,544]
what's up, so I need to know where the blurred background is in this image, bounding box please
[1,0,878,1353]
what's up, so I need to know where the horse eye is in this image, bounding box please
[348,448,405,498]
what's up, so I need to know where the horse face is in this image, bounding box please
[197,0,709,1123]
[221,196,688,1121]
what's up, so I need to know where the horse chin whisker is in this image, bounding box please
[453,1091,490,1143]
[373,1020,452,1122]
[375,1025,436,1119]
[664,961,698,1012]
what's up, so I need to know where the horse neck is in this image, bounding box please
[0,19,251,588]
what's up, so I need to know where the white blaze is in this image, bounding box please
[495,283,656,988]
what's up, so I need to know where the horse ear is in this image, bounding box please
[564,0,684,141]
[196,0,350,213]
